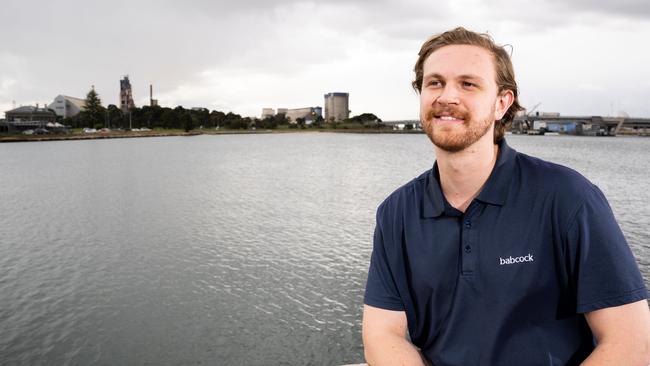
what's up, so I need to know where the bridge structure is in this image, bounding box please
[512,115,650,136]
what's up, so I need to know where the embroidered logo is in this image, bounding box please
[499,253,534,265]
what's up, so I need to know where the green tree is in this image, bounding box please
[80,87,105,128]
[312,115,324,128]
[274,113,289,126]
[182,112,194,132]
[261,116,278,129]
[106,104,124,129]
[349,113,382,125]
[161,109,178,129]
[223,112,243,129]
[130,107,145,129]
[148,105,164,128]
[296,117,306,129]
[210,110,226,128]
[173,106,187,130]
[191,108,209,128]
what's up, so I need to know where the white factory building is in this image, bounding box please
[48,95,86,118]
[261,108,275,119]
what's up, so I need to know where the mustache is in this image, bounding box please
[425,106,470,121]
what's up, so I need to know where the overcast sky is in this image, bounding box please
[2,0,650,120]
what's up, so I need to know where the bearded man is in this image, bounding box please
[362,27,650,366]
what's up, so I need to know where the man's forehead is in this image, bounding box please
[423,44,496,78]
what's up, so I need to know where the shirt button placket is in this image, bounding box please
[461,218,474,275]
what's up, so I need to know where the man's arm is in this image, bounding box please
[362,304,429,366]
[581,300,650,366]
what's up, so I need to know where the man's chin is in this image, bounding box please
[425,130,468,153]
[431,139,468,153]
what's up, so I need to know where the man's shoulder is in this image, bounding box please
[514,151,598,200]
[377,169,430,217]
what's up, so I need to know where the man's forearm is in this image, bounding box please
[364,333,429,366]
[581,342,650,366]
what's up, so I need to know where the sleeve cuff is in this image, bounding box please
[364,296,405,311]
[577,287,648,313]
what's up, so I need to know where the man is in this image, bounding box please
[362,27,650,366]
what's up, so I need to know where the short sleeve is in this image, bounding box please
[364,208,404,311]
[567,186,648,313]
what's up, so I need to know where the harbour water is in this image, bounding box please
[0,133,648,365]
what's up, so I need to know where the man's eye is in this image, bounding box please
[462,82,477,88]
[428,80,441,87]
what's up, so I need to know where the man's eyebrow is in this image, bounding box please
[423,73,486,82]
[457,74,486,82]
[423,73,444,80]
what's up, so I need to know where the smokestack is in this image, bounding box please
[150,84,153,105]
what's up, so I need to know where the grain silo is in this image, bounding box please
[324,92,349,122]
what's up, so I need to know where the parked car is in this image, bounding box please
[33,128,50,135]
[83,128,97,133]
[22,129,34,135]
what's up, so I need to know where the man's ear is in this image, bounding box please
[495,90,514,120]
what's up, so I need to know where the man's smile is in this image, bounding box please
[434,115,464,123]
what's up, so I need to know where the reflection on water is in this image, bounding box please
[0,133,648,365]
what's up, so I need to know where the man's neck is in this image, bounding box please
[435,137,499,213]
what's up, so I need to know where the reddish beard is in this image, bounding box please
[422,104,494,153]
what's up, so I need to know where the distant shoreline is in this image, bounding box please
[0,129,424,143]
[2,128,646,143]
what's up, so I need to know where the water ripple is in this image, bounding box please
[0,134,647,365]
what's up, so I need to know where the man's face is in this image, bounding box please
[419,44,508,152]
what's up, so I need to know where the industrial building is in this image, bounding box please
[285,107,322,123]
[324,92,349,122]
[48,95,86,118]
[149,85,158,107]
[5,105,57,123]
[1,105,59,133]
[261,108,275,119]
[276,108,288,116]
[261,107,322,123]
[120,75,135,113]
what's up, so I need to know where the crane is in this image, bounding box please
[527,102,541,116]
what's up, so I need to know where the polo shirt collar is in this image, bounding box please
[422,138,516,218]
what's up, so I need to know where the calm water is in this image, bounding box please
[0,133,648,365]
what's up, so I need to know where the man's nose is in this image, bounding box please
[434,85,460,105]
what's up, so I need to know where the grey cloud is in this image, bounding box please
[3,0,649,118]
[0,0,501,111]
[547,0,650,18]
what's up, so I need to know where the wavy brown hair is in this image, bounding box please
[412,27,523,142]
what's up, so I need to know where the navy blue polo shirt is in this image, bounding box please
[364,139,647,366]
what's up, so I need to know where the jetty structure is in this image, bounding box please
[512,113,650,136]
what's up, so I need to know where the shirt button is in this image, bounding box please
[464,245,472,253]
[464,219,471,228]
